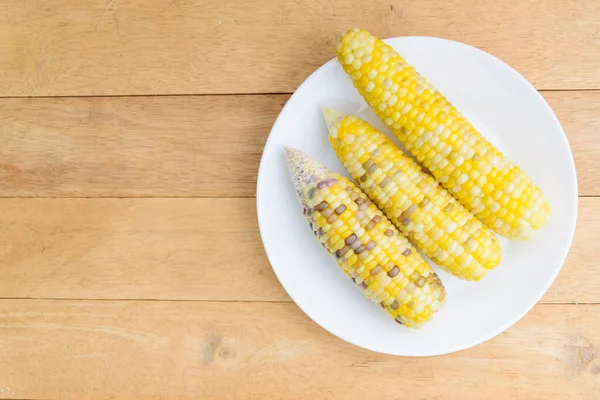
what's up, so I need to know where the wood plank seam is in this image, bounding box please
[0,297,595,305]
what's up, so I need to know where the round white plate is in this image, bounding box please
[256,36,577,356]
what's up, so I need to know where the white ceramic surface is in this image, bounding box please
[256,36,577,356]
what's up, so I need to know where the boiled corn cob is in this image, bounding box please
[336,28,551,240]
[324,109,501,281]
[285,147,445,327]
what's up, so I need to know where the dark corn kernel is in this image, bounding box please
[316,201,328,211]
[345,234,357,245]
[406,204,417,214]
[306,208,313,217]
[317,228,324,236]
[363,160,373,169]
[366,240,376,250]
[368,164,378,173]
[370,265,382,275]
[402,248,412,256]
[402,217,412,226]
[390,300,399,310]
[308,187,318,198]
[380,177,391,187]
[416,277,426,287]
[398,212,408,223]
[326,214,337,223]
[395,316,405,325]
[359,202,368,211]
[335,246,349,258]
[354,245,366,254]
[350,240,361,250]
[373,215,382,223]
[317,181,327,189]
[335,204,346,214]
[360,174,369,182]
[355,197,364,205]
[384,229,394,237]
[360,282,369,290]
[365,221,376,230]
[388,266,400,277]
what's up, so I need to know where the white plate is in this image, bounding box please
[256,36,577,356]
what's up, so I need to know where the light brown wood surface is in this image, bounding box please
[0,301,598,400]
[0,197,598,303]
[1,91,599,197]
[0,0,599,398]
[1,0,600,96]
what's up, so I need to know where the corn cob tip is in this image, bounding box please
[321,107,346,138]
[284,147,330,206]
[336,28,365,45]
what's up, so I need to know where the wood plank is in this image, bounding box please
[0,197,596,303]
[1,91,598,197]
[0,198,284,301]
[0,0,599,96]
[0,95,285,197]
[0,300,598,399]
[543,91,600,196]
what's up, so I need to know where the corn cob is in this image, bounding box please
[285,147,445,327]
[335,28,551,240]
[324,109,501,281]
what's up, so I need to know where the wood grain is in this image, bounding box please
[544,91,600,196]
[1,91,598,197]
[0,300,598,400]
[0,197,596,303]
[0,95,285,197]
[1,0,600,96]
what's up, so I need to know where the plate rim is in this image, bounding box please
[256,35,578,356]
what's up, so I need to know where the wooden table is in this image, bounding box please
[0,0,599,398]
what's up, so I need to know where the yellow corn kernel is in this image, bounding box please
[286,147,445,327]
[325,110,501,281]
[336,29,551,240]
